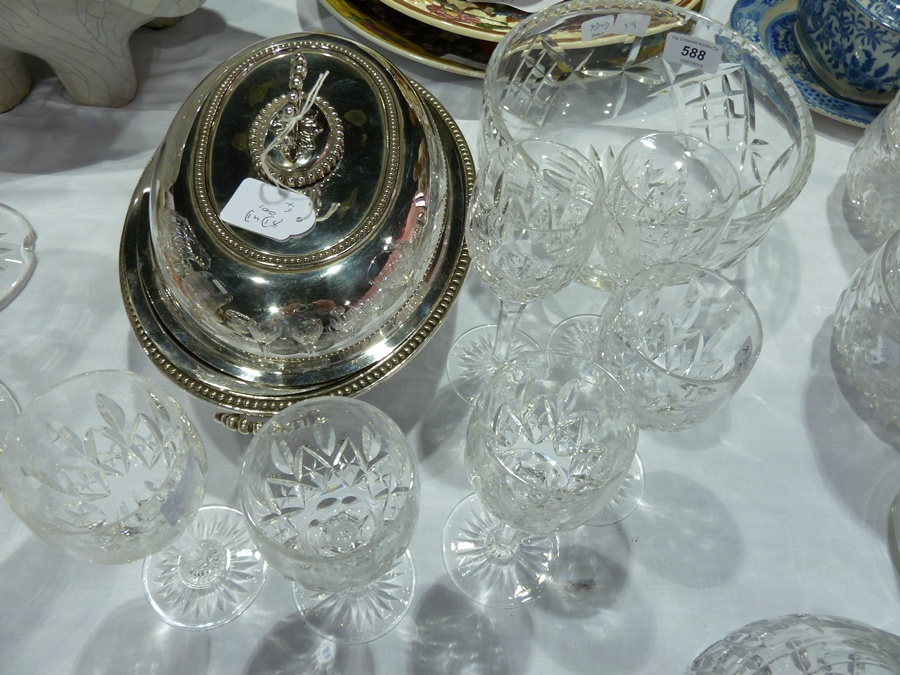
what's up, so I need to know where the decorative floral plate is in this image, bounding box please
[379,0,528,42]
[321,0,494,76]
[730,0,882,126]
[381,0,702,43]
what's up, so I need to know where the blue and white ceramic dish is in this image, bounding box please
[730,0,884,126]
[796,0,900,105]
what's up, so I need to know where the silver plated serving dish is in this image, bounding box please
[120,33,472,425]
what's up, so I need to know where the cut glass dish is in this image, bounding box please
[0,204,36,310]
[686,614,900,674]
[482,0,815,271]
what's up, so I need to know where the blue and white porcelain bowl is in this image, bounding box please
[796,0,900,105]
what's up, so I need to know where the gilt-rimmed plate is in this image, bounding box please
[730,0,882,126]
[382,0,702,43]
[321,0,494,76]
[380,0,527,42]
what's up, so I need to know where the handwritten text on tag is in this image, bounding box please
[220,178,317,241]
[582,13,652,41]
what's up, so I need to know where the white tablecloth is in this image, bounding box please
[1,1,896,673]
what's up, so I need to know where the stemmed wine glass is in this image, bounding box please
[0,204,36,310]
[442,350,638,608]
[548,132,741,521]
[596,131,741,285]
[446,139,602,405]
[0,370,268,630]
[550,131,741,353]
[553,263,762,525]
[240,397,420,644]
[596,262,763,432]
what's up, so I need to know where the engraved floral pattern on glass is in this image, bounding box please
[833,229,900,422]
[0,371,206,565]
[0,370,267,630]
[442,350,638,609]
[481,0,814,270]
[687,614,900,674]
[598,132,740,284]
[241,397,419,643]
[597,263,763,431]
[467,358,638,534]
[446,139,601,405]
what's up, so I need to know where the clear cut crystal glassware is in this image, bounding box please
[445,139,602,405]
[546,319,646,526]
[686,614,900,674]
[596,262,763,432]
[240,397,420,644]
[548,131,740,402]
[548,132,742,504]
[0,379,19,443]
[481,0,815,273]
[0,204,36,310]
[0,370,267,630]
[596,131,740,286]
[442,350,638,609]
[890,490,900,575]
[833,228,900,422]
[846,90,900,246]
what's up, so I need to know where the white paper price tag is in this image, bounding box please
[220,178,317,241]
[582,15,615,40]
[581,12,651,41]
[613,13,651,37]
[662,32,723,74]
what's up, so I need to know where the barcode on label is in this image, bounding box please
[662,32,723,74]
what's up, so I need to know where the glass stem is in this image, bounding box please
[492,300,527,364]
[171,528,211,569]
[487,522,524,563]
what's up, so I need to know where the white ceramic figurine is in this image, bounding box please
[0,0,205,111]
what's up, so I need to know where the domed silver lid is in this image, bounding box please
[120,34,472,418]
